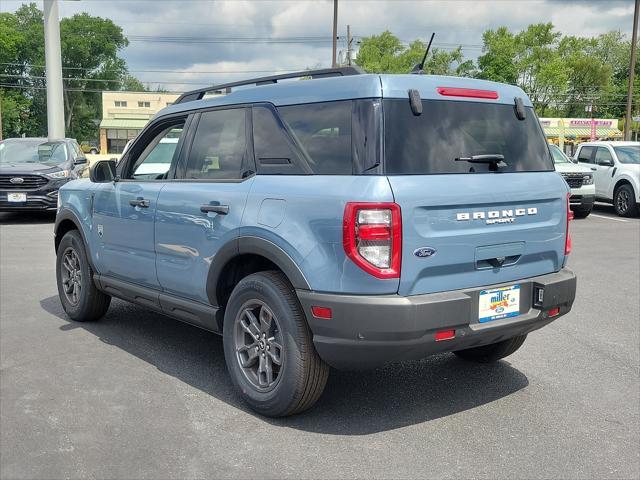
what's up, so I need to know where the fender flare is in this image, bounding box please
[54,208,97,271]
[206,236,311,306]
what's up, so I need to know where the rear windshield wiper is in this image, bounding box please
[455,154,507,170]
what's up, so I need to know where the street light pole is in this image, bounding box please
[43,0,65,140]
[331,0,338,68]
[624,0,639,141]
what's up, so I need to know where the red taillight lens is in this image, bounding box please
[565,193,573,255]
[343,202,402,279]
[437,87,499,99]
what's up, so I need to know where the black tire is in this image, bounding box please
[572,206,592,219]
[56,230,111,322]
[89,148,98,154]
[453,334,527,363]
[614,184,639,217]
[223,271,329,417]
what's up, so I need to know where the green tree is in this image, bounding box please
[0,3,142,140]
[476,22,634,120]
[355,31,472,76]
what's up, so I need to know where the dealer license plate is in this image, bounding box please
[7,193,27,202]
[479,284,520,323]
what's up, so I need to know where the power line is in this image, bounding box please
[0,62,311,75]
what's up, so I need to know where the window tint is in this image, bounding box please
[184,108,246,180]
[278,101,352,174]
[578,146,594,163]
[595,147,614,165]
[550,144,570,164]
[130,122,185,180]
[613,146,640,164]
[252,106,305,174]
[384,100,553,174]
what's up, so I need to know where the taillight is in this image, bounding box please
[343,202,402,279]
[565,193,573,255]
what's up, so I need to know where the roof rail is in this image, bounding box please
[174,66,365,104]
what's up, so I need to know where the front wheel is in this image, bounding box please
[614,184,639,217]
[454,334,527,363]
[572,206,592,219]
[223,271,329,417]
[56,230,111,321]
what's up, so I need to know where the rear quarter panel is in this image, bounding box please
[242,175,398,294]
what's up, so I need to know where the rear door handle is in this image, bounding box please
[200,204,229,215]
[129,198,150,208]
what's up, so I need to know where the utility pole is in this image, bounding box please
[331,0,338,68]
[346,25,353,66]
[625,0,639,141]
[43,0,65,140]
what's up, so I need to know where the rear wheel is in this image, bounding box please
[453,334,527,363]
[56,230,111,322]
[614,184,639,217]
[89,148,98,154]
[223,271,329,417]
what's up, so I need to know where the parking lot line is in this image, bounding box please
[589,214,630,223]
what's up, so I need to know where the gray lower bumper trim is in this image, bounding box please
[297,269,577,369]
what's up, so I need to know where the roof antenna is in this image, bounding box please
[411,32,435,74]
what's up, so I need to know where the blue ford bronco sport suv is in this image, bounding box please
[55,67,577,417]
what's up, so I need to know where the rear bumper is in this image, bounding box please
[297,269,576,369]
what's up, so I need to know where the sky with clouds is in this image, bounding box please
[1,0,635,92]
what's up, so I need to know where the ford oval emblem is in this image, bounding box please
[9,177,24,184]
[414,247,437,258]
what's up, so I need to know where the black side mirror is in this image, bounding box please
[90,160,117,183]
[74,156,87,165]
[599,159,615,167]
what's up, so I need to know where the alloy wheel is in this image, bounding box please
[616,189,630,214]
[233,300,284,391]
[61,247,82,305]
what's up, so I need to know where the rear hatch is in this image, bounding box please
[383,95,569,296]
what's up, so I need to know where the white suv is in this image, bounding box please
[575,141,640,217]
[550,144,595,218]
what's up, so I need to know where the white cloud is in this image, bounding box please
[0,0,634,93]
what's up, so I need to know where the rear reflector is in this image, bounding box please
[437,87,499,100]
[435,329,456,341]
[311,306,332,320]
[548,307,560,317]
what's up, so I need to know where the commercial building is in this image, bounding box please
[539,117,623,155]
[99,91,181,154]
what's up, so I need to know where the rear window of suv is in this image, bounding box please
[384,99,553,174]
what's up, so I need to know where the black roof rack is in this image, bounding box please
[174,66,365,104]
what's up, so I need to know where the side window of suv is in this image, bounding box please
[184,108,247,180]
[252,105,306,174]
[577,146,594,163]
[129,120,186,180]
[595,147,614,165]
[278,101,352,174]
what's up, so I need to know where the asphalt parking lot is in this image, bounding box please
[0,205,638,479]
